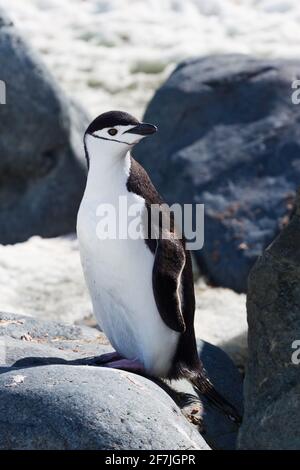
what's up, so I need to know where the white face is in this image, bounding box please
[85,121,157,165]
[90,124,147,148]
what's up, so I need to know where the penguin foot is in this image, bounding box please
[104,358,145,374]
[91,351,123,365]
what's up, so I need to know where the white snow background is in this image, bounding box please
[1,0,300,117]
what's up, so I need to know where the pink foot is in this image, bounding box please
[92,351,123,365]
[105,358,145,374]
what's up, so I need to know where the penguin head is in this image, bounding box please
[84,111,157,165]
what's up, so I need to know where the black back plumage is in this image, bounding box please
[127,156,201,373]
[127,155,242,424]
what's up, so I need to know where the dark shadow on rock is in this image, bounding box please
[10,355,109,369]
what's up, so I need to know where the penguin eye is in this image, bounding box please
[108,128,118,136]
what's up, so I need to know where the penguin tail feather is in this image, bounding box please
[190,374,242,425]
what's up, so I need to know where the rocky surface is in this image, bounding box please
[134,54,299,293]
[0,311,243,450]
[0,365,209,450]
[238,189,300,450]
[0,8,89,244]
[0,236,246,365]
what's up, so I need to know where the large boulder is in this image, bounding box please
[0,8,89,244]
[134,54,299,292]
[0,311,243,449]
[0,312,208,450]
[0,365,209,450]
[238,189,300,449]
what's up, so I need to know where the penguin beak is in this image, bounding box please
[124,123,157,136]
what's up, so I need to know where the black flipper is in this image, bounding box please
[152,237,186,333]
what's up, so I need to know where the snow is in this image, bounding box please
[0,236,93,323]
[1,0,299,118]
[194,280,247,366]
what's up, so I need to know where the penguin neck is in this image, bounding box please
[84,136,131,200]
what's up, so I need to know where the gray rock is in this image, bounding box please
[0,311,243,449]
[0,365,209,450]
[0,9,89,244]
[0,311,110,364]
[134,54,299,292]
[238,189,300,449]
[0,312,209,450]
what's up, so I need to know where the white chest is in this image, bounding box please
[76,151,179,377]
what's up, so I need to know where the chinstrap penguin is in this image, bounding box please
[77,110,241,424]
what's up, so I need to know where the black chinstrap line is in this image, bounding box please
[91,133,133,146]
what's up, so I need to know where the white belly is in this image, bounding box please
[77,193,179,377]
